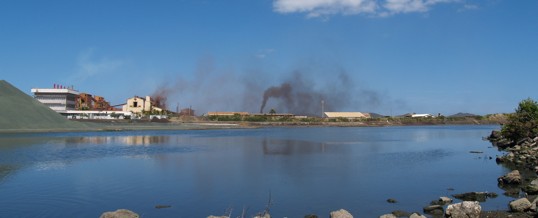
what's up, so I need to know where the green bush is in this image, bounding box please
[501,98,538,142]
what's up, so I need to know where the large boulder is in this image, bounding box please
[498,170,522,185]
[445,201,481,218]
[100,209,139,218]
[330,209,353,218]
[379,214,396,218]
[509,198,532,212]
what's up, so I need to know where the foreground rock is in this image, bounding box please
[523,179,538,194]
[330,209,353,218]
[509,198,532,212]
[452,192,497,202]
[100,209,139,218]
[409,213,426,218]
[253,213,271,218]
[423,205,443,216]
[207,216,229,218]
[379,214,396,218]
[445,201,481,218]
[498,170,522,185]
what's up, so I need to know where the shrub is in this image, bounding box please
[501,98,538,142]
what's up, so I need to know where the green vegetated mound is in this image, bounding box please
[0,80,88,132]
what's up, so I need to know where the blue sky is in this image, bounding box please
[1,0,537,116]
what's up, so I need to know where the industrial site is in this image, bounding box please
[28,83,497,125]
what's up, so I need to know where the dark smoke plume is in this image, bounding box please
[260,83,292,113]
[258,71,383,116]
[149,56,401,115]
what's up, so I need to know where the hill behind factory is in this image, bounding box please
[0,80,89,132]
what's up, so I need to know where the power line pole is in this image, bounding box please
[321,100,325,118]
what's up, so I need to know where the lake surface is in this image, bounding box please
[0,125,512,217]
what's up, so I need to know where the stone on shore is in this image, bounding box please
[440,196,453,204]
[409,213,426,218]
[391,210,411,217]
[207,216,229,218]
[498,170,522,185]
[253,213,270,218]
[430,196,453,205]
[100,209,139,218]
[423,205,443,215]
[379,214,396,218]
[509,198,532,212]
[452,192,495,202]
[523,179,538,195]
[445,201,481,218]
[330,209,353,218]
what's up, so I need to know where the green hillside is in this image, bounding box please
[0,80,89,132]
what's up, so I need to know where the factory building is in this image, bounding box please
[122,96,163,114]
[31,85,167,120]
[324,112,370,119]
[31,85,130,119]
[31,87,79,112]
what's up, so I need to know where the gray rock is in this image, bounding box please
[391,210,411,217]
[387,198,397,203]
[409,213,426,218]
[423,205,443,215]
[509,198,532,212]
[452,192,494,202]
[100,209,139,218]
[253,213,270,218]
[379,214,397,218]
[439,196,453,204]
[531,197,538,212]
[207,216,229,218]
[330,209,353,218]
[498,170,521,185]
[523,182,538,195]
[445,201,481,218]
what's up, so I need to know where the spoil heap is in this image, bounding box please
[0,80,88,132]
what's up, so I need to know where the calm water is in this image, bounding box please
[0,125,512,217]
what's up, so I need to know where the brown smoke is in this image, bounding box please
[151,88,170,110]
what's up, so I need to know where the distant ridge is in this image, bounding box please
[448,112,480,118]
[0,80,88,132]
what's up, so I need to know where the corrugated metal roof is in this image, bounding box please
[324,112,369,118]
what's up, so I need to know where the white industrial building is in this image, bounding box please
[122,96,163,114]
[31,88,79,112]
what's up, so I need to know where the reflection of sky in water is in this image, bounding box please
[0,125,509,217]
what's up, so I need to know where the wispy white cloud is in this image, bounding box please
[72,49,124,82]
[457,3,479,12]
[255,49,276,59]
[273,0,463,17]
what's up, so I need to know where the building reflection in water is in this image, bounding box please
[63,135,171,146]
